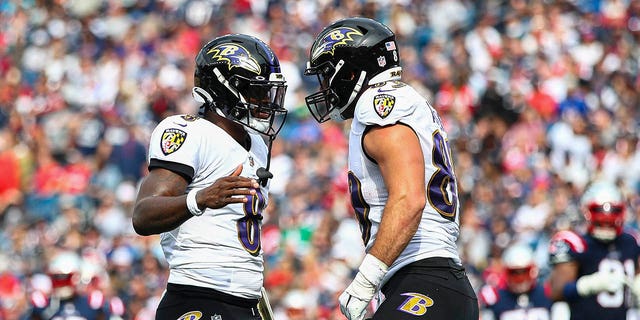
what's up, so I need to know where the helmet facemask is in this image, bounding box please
[505,265,537,294]
[581,181,626,242]
[585,202,625,242]
[502,244,537,294]
[228,71,287,137]
[193,67,288,139]
[304,60,366,123]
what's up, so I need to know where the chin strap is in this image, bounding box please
[193,86,216,116]
[346,70,367,107]
[257,136,275,187]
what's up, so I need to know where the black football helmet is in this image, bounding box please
[304,17,401,122]
[193,34,287,138]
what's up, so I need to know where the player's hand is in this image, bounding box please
[339,272,374,320]
[339,254,388,320]
[576,270,624,296]
[196,165,259,209]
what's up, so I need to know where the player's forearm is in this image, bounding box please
[549,280,567,301]
[132,195,193,235]
[368,196,423,266]
[549,261,580,301]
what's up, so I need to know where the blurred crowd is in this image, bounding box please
[0,0,639,319]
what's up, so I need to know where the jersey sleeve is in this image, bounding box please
[620,229,640,261]
[549,230,586,264]
[147,115,202,182]
[354,85,416,127]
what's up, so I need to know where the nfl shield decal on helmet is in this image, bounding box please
[377,56,386,67]
[373,94,395,118]
[161,128,187,155]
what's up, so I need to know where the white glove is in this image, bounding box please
[576,270,624,296]
[339,254,388,320]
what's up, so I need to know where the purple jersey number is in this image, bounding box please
[348,130,459,244]
[348,171,371,244]
[237,189,265,256]
[427,130,458,222]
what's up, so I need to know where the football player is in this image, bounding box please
[303,17,478,320]
[28,251,124,320]
[479,243,554,320]
[132,34,287,320]
[548,180,640,320]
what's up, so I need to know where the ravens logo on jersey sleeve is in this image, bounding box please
[161,128,187,155]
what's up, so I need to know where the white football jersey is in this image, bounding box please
[349,79,462,286]
[147,114,269,299]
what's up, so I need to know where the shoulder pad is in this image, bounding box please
[478,285,500,306]
[549,230,585,264]
[550,230,586,253]
[355,85,415,126]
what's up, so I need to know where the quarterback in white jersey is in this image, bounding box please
[134,34,287,320]
[147,113,270,298]
[304,17,478,320]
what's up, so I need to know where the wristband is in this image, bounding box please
[359,254,389,288]
[562,281,579,301]
[186,188,204,216]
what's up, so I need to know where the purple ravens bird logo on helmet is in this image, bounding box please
[206,44,261,74]
[311,27,364,61]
